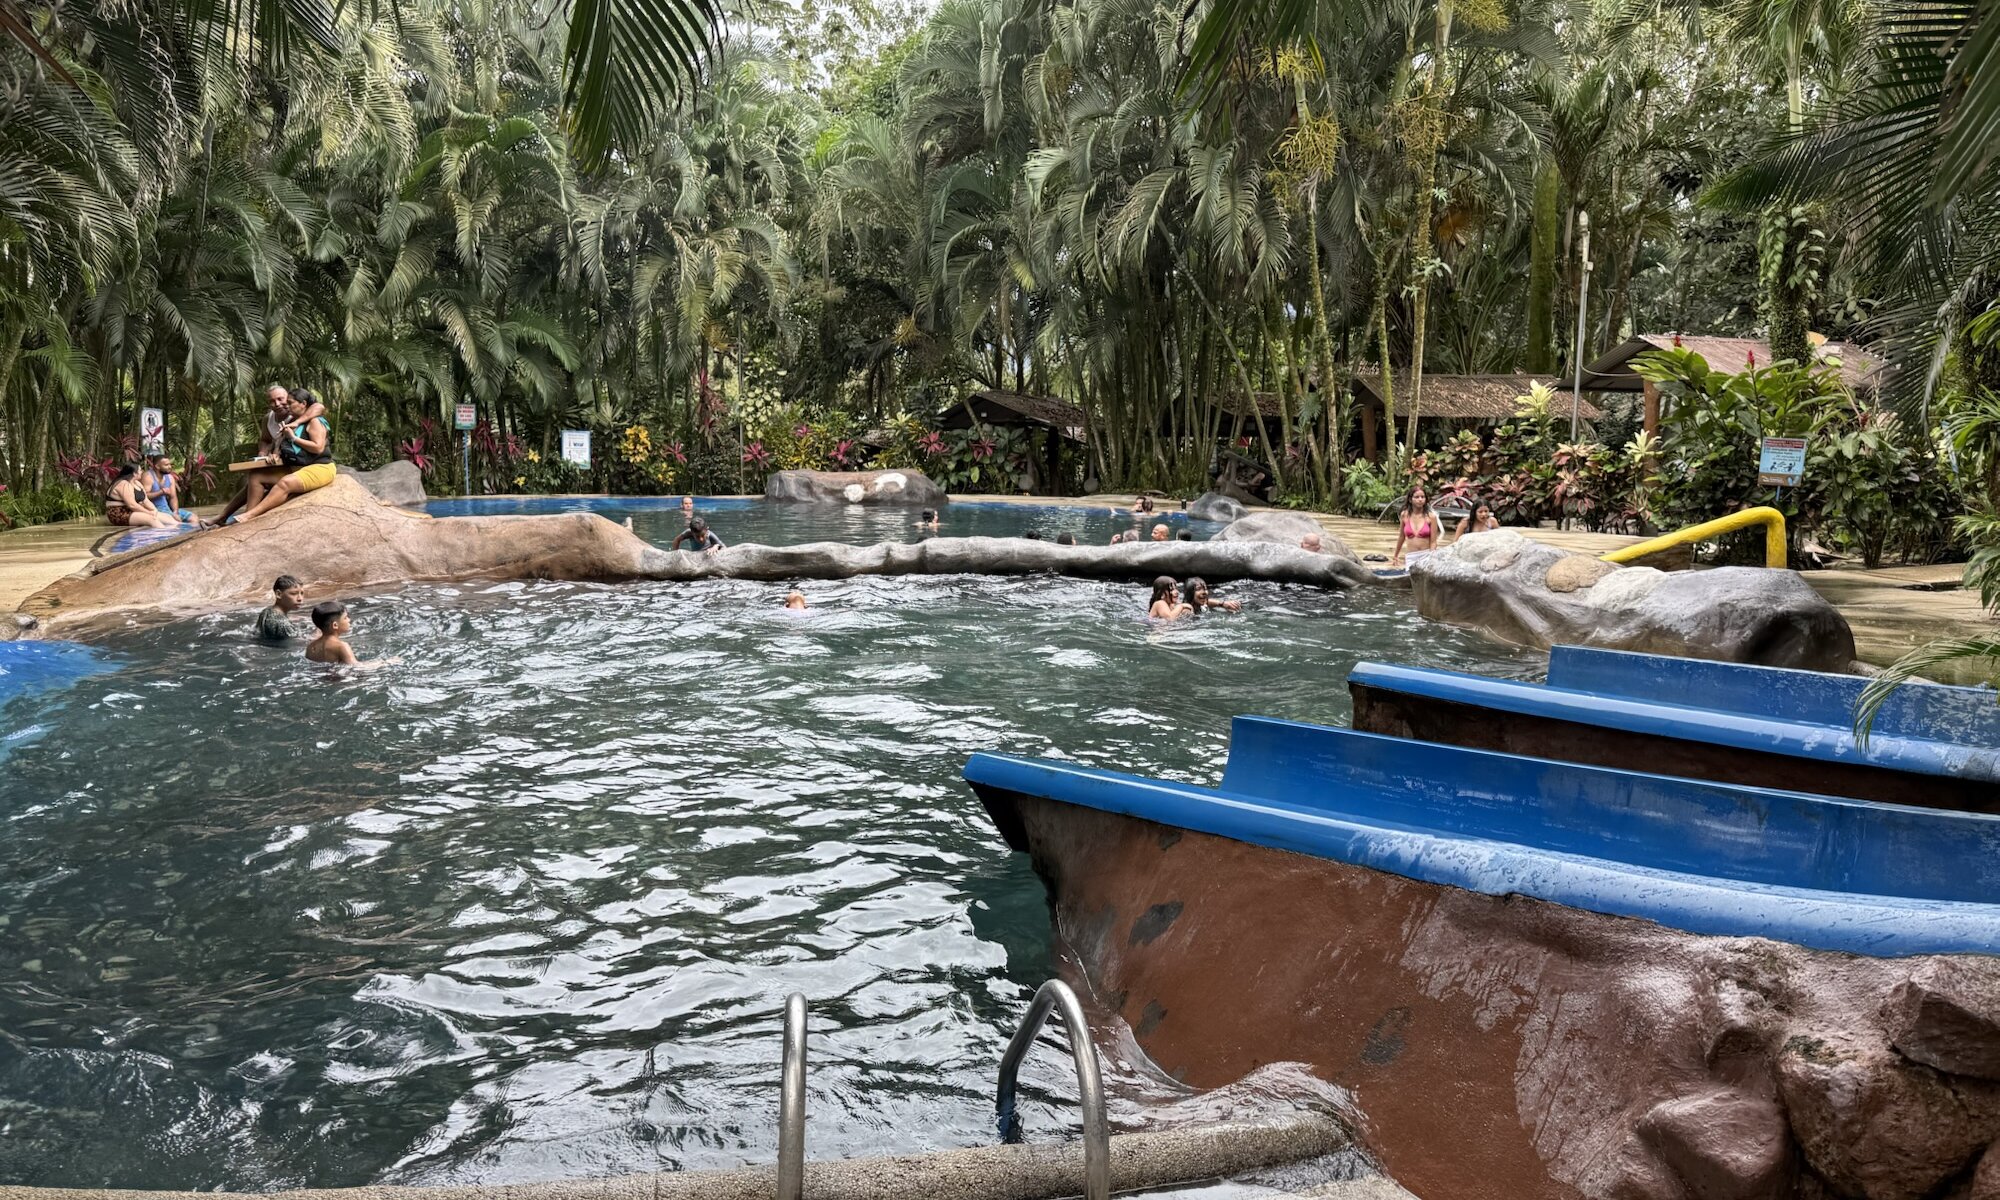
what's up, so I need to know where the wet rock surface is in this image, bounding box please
[1413,529,1856,670]
[336,459,426,506]
[763,468,946,506]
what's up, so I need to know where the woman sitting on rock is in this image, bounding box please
[232,389,335,523]
[1147,575,1193,621]
[105,464,182,529]
[1390,485,1440,567]
[1182,577,1242,613]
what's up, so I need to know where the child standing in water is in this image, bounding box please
[257,575,307,641]
[306,601,360,664]
[1182,576,1242,613]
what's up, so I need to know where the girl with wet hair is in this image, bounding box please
[1148,576,1192,621]
[1181,576,1242,613]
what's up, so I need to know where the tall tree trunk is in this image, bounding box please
[1526,160,1560,373]
[1404,0,1455,451]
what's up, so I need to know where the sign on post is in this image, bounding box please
[140,407,165,455]
[454,403,477,431]
[1757,437,1807,488]
[560,430,592,468]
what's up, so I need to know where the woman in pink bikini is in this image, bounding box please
[1390,485,1440,567]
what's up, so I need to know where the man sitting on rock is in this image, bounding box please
[231,389,335,523]
[219,386,325,523]
[257,575,307,641]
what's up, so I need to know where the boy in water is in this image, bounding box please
[784,589,808,610]
[306,601,360,664]
[258,575,306,641]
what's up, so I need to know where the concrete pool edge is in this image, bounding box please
[0,1115,1404,1200]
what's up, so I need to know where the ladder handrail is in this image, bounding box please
[994,979,1110,1200]
[778,993,807,1200]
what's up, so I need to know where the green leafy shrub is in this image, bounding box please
[0,483,100,528]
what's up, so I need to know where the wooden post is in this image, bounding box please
[1642,379,1661,442]
[1362,402,1380,463]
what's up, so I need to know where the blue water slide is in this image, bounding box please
[965,718,2000,957]
[1546,645,2000,746]
[1348,648,2000,783]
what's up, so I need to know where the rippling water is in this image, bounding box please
[0,519,1539,1191]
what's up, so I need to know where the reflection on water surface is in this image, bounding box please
[0,566,1538,1190]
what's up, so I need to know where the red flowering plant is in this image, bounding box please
[664,441,688,465]
[917,430,946,457]
[398,435,433,473]
[830,439,855,467]
[742,441,773,469]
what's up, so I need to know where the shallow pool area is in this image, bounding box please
[0,572,1538,1191]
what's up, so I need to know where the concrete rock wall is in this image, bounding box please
[1413,530,1857,670]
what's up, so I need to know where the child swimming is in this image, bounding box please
[1182,576,1242,613]
[306,601,360,664]
[1148,576,1192,621]
[257,574,307,641]
[783,590,808,610]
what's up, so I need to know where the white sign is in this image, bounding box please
[140,407,165,455]
[1758,436,1807,487]
[560,429,591,468]
[454,403,477,431]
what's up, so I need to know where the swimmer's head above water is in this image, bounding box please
[273,574,304,612]
[1149,575,1179,606]
[1150,524,1170,542]
[784,590,807,610]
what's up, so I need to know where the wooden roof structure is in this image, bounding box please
[1581,334,1887,394]
[938,389,1087,440]
[1351,373,1599,422]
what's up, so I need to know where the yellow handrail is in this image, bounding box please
[1599,506,1788,570]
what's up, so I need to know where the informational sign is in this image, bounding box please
[454,403,477,431]
[139,407,165,455]
[1757,436,1807,487]
[561,429,592,468]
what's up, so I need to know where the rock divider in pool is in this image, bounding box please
[17,475,1375,635]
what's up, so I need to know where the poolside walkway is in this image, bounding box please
[2,494,1991,678]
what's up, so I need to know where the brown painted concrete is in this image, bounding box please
[987,792,2000,1200]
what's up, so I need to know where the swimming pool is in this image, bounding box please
[103,496,1220,557]
[420,495,1222,551]
[0,546,1539,1190]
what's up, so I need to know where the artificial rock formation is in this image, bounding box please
[763,468,947,506]
[1215,510,1358,559]
[18,475,1373,633]
[1188,492,1248,523]
[1413,529,1856,670]
[336,459,426,506]
[986,792,2000,1200]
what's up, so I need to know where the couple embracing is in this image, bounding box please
[220,385,336,525]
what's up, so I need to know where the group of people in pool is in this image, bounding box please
[106,384,336,529]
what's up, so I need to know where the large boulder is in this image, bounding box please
[1188,491,1248,523]
[1412,529,1856,670]
[1216,510,1358,560]
[764,469,946,506]
[336,459,426,506]
[1884,962,2000,1082]
[22,475,655,631]
[20,475,1377,634]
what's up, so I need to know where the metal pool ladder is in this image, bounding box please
[775,979,1110,1200]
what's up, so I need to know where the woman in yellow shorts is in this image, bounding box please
[232,388,335,523]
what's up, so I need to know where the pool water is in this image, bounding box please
[420,496,1221,551]
[1,505,1539,1192]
